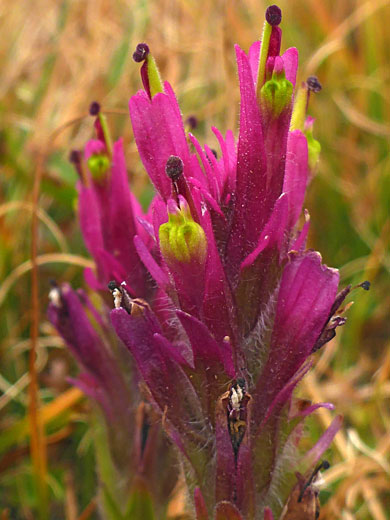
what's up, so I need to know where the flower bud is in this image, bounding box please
[304,117,321,170]
[87,153,110,180]
[159,196,207,266]
[260,58,293,117]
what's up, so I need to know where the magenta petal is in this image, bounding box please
[68,374,112,420]
[275,252,339,335]
[129,82,191,201]
[212,126,237,193]
[84,139,105,160]
[269,26,282,58]
[83,267,104,291]
[95,249,129,289]
[48,286,113,383]
[293,401,335,419]
[215,501,244,520]
[152,333,193,368]
[48,285,130,424]
[189,133,218,198]
[248,40,261,86]
[252,252,339,429]
[224,129,237,193]
[236,194,288,339]
[151,196,169,241]
[176,310,235,378]
[283,130,309,229]
[241,193,289,270]
[258,362,312,433]
[133,235,170,290]
[227,45,267,276]
[194,488,209,520]
[110,307,204,440]
[303,415,343,468]
[263,507,274,520]
[129,90,172,199]
[78,181,104,257]
[282,47,299,86]
[109,139,147,293]
[201,207,239,363]
[188,177,225,218]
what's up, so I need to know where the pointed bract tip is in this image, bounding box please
[133,43,150,62]
[266,5,282,26]
[306,76,322,93]
[165,155,184,181]
[89,101,100,116]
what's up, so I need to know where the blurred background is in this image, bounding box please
[0,0,389,518]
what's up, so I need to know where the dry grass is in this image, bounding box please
[0,0,389,518]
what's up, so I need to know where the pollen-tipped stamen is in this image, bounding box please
[257,5,282,96]
[165,155,199,222]
[132,42,163,99]
[291,76,322,131]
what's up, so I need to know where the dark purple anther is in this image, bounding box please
[266,5,282,26]
[185,115,198,130]
[69,150,82,164]
[107,280,119,292]
[89,101,101,116]
[165,155,184,181]
[360,280,370,291]
[306,76,322,93]
[69,149,86,183]
[133,43,150,63]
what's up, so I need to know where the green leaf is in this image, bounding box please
[101,485,126,520]
[108,39,130,88]
[125,479,155,520]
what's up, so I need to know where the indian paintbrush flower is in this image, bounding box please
[50,4,370,519]
[48,283,177,517]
